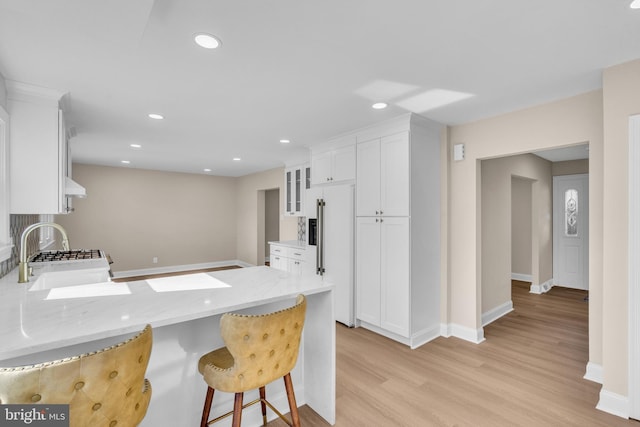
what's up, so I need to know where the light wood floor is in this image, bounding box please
[268,281,639,427]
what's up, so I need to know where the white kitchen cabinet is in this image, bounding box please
[354,113,442,348]
[356,216,410,336]
[357,131,410,217]
[0,105,10,262]
[284,164,309,216]
[269,242,315,276]
[7,81,73,214]
[311,137,356,185]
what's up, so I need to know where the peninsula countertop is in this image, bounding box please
[0,265,336,426]
[0,265,329,362]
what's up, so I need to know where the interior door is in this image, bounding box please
[553,174,589,290]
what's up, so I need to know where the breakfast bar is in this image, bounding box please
[0,266,336,426]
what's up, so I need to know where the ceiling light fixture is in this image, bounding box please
[194,33,221,49]
[204,168,212,172]
[233,157,241,161]
[130,143,142,149]
[631,0,640,8]
[148,113,164,120]
[280,139,290,144]
[372,102,388,110]
[121,160,130,164]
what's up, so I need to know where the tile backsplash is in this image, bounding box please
[0,214,40,278]
[297,217,306,242]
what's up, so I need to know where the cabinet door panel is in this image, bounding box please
[356,217,381,326]
[380,132,409,216]
[332,145,356,182]
[356,139,380,216]
[311,151,332,184]
[380,217,410,336]
[285,169,293,214]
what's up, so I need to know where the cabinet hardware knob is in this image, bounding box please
[375,210,379,215]
[380,210,383,214]
[380,218,384,223]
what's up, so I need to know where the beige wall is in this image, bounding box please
[447,90,603,342]
[552,159,589,176]
[236,168,297,266]
[56,164,238,272]
[481,154,552,314]
[601,59,640,396]
[56,165,300,272]
[511,176,533,276]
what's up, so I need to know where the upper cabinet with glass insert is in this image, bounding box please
[284,163,309,216]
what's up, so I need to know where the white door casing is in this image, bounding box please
[629,114,640,421]
[553,174,589,290]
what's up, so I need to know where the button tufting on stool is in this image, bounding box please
[198,294,306,427]
[0,324,153,427]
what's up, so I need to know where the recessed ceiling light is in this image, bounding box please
[121,160,131,164]
[372,102,388,110]
[233,157,241,161]
[148,113,164,120]
[194,33,221,49]
[631,0,640,8]
[130,143,142,149]
[204,168,212,172]
[280,139,290,144]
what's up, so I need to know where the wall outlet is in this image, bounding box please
[152,257,158,264]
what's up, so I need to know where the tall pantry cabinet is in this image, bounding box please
[355,113,442,348]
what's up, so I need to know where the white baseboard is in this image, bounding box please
[440,323,485,344]
[482,300,514,326]
[597,389,629,419]
[409,324,441,349]
[584,361,603,384]
[511,273,532,282]
[112,259,253,279]
[530,279,554,294]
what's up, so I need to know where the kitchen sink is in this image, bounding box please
[29,268,112,291]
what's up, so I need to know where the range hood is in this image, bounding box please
[65,177,87,198]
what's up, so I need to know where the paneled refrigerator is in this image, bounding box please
[307,185,355,326]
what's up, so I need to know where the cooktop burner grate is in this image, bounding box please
[30,249,104,263]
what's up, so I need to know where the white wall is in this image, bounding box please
[0,71,6,110]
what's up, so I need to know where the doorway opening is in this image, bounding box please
[264,189,280,266]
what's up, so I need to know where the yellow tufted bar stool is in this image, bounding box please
[0,324,153,427]
[198,294,306,427]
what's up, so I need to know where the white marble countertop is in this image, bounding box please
[0,265,330,362]
[268,240,310,249]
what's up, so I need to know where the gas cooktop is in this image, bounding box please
[29,249,105,263]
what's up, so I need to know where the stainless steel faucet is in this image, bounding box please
[18,222,70,283]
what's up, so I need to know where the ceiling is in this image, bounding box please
[0,1,637,177]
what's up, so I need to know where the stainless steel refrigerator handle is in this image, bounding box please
[317,199,325,275]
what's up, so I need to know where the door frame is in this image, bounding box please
[629,114,640,420]
[553,173,589,290]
